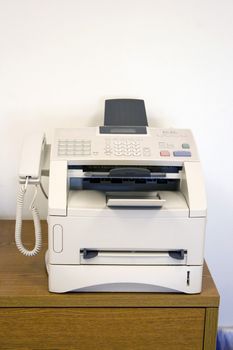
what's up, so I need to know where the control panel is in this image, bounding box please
[53,127,198,164]
[58,139,91,157]
[105,139,142,157]
[155,129,194,159]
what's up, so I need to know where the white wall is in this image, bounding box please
[1,0,233,325]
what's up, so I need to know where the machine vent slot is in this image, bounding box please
[68,165,182,173]
[135,179,146,184]
[187,271,190,286]
[71,178,180,191]
[157,179,168,185]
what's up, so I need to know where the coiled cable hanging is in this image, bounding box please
[15,177,42,256]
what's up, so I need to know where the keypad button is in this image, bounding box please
[173,151,191,157]
[160,150,170,157]
[110,139,142,157]
[182,143,190,149]
[159,142,166,149]
[58,139,91,157]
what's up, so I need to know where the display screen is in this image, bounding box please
[99,126,147,134]
[110,128,136,133]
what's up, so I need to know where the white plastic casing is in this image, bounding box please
[46,127,207,293]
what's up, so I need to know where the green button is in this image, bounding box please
[182,143,190,149]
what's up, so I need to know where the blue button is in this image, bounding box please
[173,151,191,157]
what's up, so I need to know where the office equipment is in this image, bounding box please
[15,99,207,293]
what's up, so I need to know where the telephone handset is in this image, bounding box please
[19,132,46,183]
[15,132,46,256]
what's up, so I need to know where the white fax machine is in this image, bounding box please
[15,99,207,294]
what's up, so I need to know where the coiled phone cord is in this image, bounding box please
[15,177,42,256]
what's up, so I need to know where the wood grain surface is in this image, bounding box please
[203,308,219,350]
[0,308,205,350]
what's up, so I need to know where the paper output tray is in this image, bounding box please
[106,192,166,207]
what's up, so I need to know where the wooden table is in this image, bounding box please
[0,220,219,350]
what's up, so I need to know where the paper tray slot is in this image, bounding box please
[80,249,187,265]
[106,192,166,207]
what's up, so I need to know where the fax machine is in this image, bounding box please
[15,99,207,293]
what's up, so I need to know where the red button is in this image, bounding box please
[160,150,170,157]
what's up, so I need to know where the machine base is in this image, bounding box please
[46,252,203,294]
